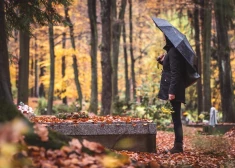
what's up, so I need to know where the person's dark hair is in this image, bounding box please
[163,35,174,51]
[165,35,173,46]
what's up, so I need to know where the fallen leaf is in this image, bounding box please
[82,139,105,153]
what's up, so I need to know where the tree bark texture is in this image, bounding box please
[39,53,46,98]
[214,0,235,122]
[111,0,117,109]
[30,37,39,97]
[64,6,83,108]
[193,0,203,115]
[129,0,136,101]
[88,0,98,114]
[34,59,38,97]
[62,32,67,105]
[17,30,30,105]
[100,0,112,115]
[202,0,212,113]
[111,0,127,112]
[0,0,13,104]
[34,38,39,97]
[30,55,34,97]
[122,21,130,104]
[47,22,55,115]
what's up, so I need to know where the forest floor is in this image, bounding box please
[117,126,235,167]
[19,125,235,167]
[10,98,235,167]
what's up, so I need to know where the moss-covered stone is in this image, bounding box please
[0,99,71,149]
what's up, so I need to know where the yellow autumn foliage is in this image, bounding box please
[101,154,130,168]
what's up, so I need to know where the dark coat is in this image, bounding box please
[158,44,186,103]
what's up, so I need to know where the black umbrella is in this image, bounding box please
[152,17,200,87]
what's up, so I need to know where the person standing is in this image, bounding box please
[153,17,200,154]
[157,35,186,154]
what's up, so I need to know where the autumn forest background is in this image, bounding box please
[1,0,235,167]
[2,0,235,122]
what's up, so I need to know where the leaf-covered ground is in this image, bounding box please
[2,114,235,168]
[117,126,235,167]
[26,126,235,167]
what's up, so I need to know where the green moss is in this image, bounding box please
[0,99,23,122]
[24,129,71,150]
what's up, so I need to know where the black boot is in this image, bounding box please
[169,142,183,154]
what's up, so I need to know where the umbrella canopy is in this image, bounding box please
[152,17,200,87]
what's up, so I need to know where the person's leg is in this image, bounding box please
[171,101,183,143]
[170,101,183,153]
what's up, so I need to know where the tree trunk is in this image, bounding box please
[111,0,117,111]
[62,32,67,105]
[0,0,81,151]
[129,0,136,101]
[39,83,45,98]
[214,0,235,122]
[64,6,83,108]
[88,0,98,114]
[122,21,130,104]
[111,0,127,113]
[193,0,203,115]
[34,37,39,98]
[47,21,55,115]
[0,0,13,104]
[34,58,38,97]
[30,56,34,97]
[17,29,30,105]
[100,0,112,115]
[201,0,212,113]
[39,52,46,98]
[30,37,39,98]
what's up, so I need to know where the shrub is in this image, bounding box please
[35,97,47,115]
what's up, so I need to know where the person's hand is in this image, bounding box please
[156,53,165,62]
[168,94,175,100]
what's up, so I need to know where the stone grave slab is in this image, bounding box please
[44,121,156,152]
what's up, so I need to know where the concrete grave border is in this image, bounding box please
[44,121,157,152]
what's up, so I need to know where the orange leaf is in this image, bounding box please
[82,139,105,153]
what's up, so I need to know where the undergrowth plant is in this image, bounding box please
[191,134,230,155]
[35,98,79,115]
[112,94,174,130]
[140,96,174,130]
[35,97,47,115]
